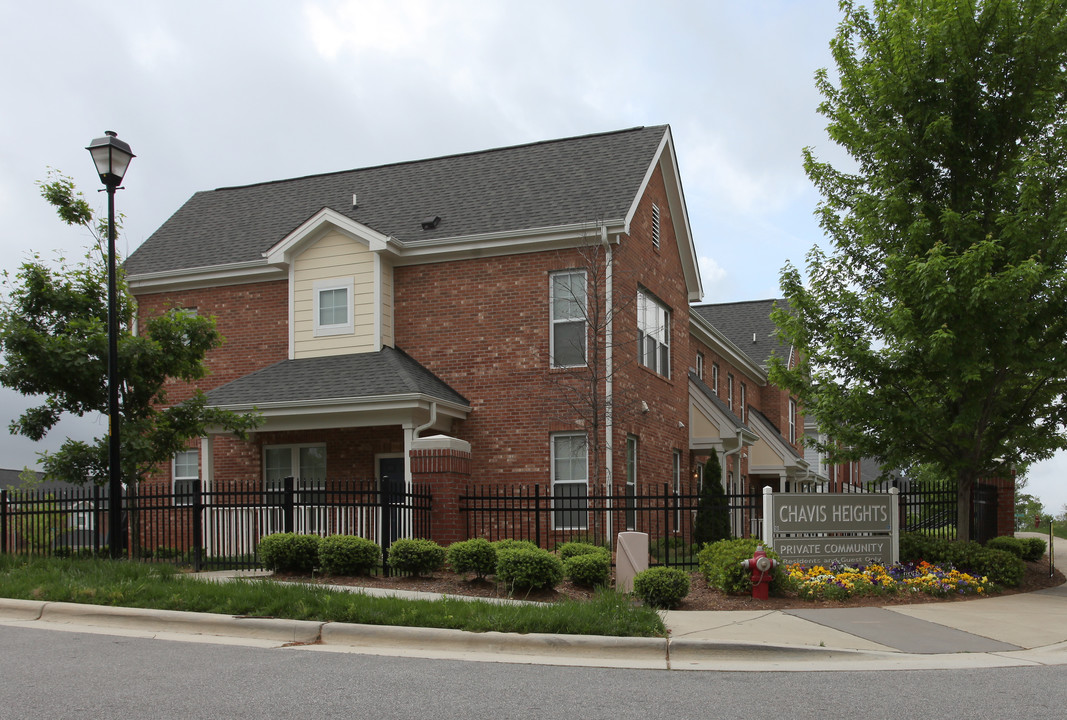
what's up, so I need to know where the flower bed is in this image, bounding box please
[785,561,993,601]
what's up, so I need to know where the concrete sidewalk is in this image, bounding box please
[1,533,1063,672]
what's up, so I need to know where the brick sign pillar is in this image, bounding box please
[409,435,471,546]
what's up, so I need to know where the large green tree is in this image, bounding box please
[771,0,1067,542]
[0,172,258,486]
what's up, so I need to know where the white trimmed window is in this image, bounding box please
[727,374,734,411]
[265,444,327,502]
[696,352,705,380]
[550,270,587,367]
[711,363,720,395]
[313,278,354,337]
[637,288,670,377]
[740,382,747,423]
[551,433,588,529]
[172,449,198,505]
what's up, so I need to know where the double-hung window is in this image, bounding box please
[711,363,720,395]
[551,433,588,529]
[313,278,354,337]
[637,288,670,377]
[172,449,198,506]
[727,374,734,412]
[696,352,705,380]
[550,271,587,367]
[265,445,327,504]
[740,382,747,423]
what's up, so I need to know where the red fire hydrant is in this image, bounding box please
[740,545,778,600]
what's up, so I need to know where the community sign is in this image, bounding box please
[761,488,900,567]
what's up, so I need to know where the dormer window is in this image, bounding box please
[313,277,354,337]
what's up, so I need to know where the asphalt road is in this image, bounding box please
[3,625,1066,719]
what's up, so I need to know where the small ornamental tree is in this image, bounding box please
[693,453,731,547]
[0,171,259,486]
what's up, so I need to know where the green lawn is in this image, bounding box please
[0,555,665,638]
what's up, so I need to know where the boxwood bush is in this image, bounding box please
[491,539,540,553]
[319,535,381,576]
[632,566,690,609]
[557,541,609,562]
[447,538,497,579]
[257,533,320,573]
[1021,537,1048,562]
[564,552,611,588]
[900,534,1026,587]
[496,546,564,590]
[697,538,784,595]
[386,538,446,576]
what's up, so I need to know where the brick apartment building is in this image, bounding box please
[126,125,837,545]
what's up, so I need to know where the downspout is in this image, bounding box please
[603,225,614,545]
[404,402,438,491]
[723,429,744,536]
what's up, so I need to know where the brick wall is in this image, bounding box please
[135,279,289,402]
[394,164,691,494]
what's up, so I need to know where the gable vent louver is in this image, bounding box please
[421,215,441,230]
[651,203,661,248]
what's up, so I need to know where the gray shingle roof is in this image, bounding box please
[204,346,469,408]
[691,298,790,370]
[689,370,749,432]
[127,126,669,276]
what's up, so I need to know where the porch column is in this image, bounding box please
[402,422,415,490]
[200,435,214,492]
[409,435,471,545]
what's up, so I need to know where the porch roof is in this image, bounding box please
[204,346,469,411]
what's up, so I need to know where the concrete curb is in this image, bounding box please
[35,601,322,645]
[321,621,667,660]
[0,598,46,621]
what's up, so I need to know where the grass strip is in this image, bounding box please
[0,555,665,638]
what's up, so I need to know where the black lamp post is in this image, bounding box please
[87,131,134,560]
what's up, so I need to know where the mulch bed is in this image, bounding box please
[272,557,1064,611]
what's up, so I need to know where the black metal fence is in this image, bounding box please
[2,479,986,571]
[1,478,431,573]
[460,483,763,569]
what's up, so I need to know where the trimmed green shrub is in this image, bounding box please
[904,537,1026,588]
[447,538,497,579]
[899,532,949,564]
[633,566,690,609]
[386,538,446,576]
[1021,537,1047,562]
[985,536,1026,559]
[697,538,784,595]
[557,541,609,562]
[564,552,611,588]
[319,535,381,576]
[491,539,539,553]
[964,547,1025,587]
[496,546,564,590]
[257,533,320,573]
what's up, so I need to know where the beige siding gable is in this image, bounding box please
[292,230,393,358]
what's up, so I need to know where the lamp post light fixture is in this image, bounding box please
[87,131,134,560]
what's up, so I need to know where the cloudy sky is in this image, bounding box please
[1,0,1063,514]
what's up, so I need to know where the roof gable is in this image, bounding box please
[691,298,790,370]
[127,126,671,278]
